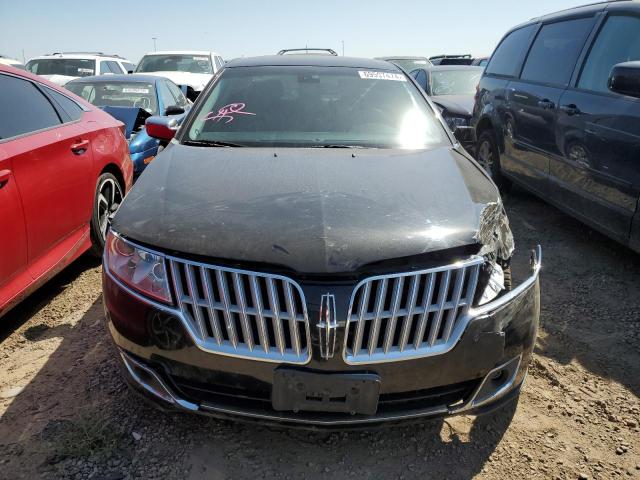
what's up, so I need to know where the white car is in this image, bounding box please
[134,50,224,100]
[25,52,135,86]
[0,55,25,69]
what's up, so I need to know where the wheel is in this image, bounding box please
[89,172,124,257]
[476,130,511,191]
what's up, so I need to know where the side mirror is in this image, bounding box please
[127,70,134,74]
[608,61,640,98]
[145,116,179,140]
[165,105,185,116]
[453,126,477,145]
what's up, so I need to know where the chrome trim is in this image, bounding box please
[120,351,198,411]
[468,245,542,318]
[317,293,337,360]
[104,232,312,364]
[343,256,483,364]
[450,354,523,413]
[168,256,312,364]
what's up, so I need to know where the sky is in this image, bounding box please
[1,0,587,64]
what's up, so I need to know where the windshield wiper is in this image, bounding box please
[183,139,246,147]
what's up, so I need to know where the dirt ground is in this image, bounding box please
[1,187,639,480]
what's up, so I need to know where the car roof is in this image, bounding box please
[225,55,400,70]
[508,0,639,31]
[27,53,128,61]
[141,50,217,56]
[66,74,162,84]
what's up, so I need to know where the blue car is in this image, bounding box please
[66,74,190,177]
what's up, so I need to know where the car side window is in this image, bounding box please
[578,15,640,93]
[99,61,111,75]
[44,87,84,121]
[412,70,428,91]
[521,17,595,86]
[0,74,61,139]
[166,81,189,108]
[107,61,124,73]
[485,25,535,77]
[158,80,177,111]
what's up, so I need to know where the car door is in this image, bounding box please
[503,16,596,195]
[0,149,28,308]
[554,12,640,242]
[3,74,94,278]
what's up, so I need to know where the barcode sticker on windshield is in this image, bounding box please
[194,56,209,61]
[358,71,406,82]
[122,88,150,94]
[78,68,93,73]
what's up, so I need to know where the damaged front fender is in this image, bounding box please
[476,201,515,262]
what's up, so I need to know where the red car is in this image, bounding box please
[0,64,133,317]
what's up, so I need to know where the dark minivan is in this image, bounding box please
[473,1,640,252]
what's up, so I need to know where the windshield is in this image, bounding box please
[66,82,158,115]
[135,54,213,74]
[26,58,95,77]
[389,58,432,72]
[429,69,482,96]
[184,66,448,149]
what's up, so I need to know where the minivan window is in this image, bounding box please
[185,66,449,149]
[485,25,535,77]
[578,15,640,93]
[521,17,594,86]
[0,75,61,139]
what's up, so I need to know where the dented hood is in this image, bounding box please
[112,145,508,273]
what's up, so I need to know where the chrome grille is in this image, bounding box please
[344,258,483,364]
[169,258,310,363]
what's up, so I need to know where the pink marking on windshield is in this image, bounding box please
[202,103,256,124]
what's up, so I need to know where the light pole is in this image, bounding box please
[152,37,157,52]
[341,40,345,56]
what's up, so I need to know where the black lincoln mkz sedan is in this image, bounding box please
[103,55,541,427]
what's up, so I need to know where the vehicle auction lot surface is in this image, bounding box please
[0,188,638,480]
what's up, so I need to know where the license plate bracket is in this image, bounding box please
[272,369,381,415]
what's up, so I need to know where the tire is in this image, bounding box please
[89,172,124,257]
[476,130,511,191]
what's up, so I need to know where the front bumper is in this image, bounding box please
[104,247,541,428]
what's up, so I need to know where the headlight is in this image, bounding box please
[444,115,470,130]
[105,231,171,303]
[478,262,505,305]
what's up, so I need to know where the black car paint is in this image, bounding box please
[472,1,640,252]
[111,145,500,275]
[105,54,540,426]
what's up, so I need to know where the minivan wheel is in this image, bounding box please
[477,130,511,191]
[89,172,124,257]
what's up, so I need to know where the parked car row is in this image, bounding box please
[2,0,638,430]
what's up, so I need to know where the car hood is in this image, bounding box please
[112,145,502,274]
[138,71,212,91]
[38,74,78,86]
[431,95,475,117]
